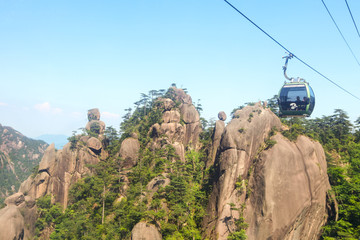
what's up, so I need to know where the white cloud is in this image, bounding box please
[102,111,120,119]
[0,102,8,106]
[34,102,63,114]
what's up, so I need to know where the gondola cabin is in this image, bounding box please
[278,80,315,117]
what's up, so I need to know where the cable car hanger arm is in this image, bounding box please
[283,53,304,82]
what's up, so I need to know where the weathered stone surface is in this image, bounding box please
[87,137,102,152]
[180,104,200,124]
[38,143,56,175]
[172,142,185,162]
[162,110,180,123]
[146,174,170,198]
[160,122,184,143]
[88,108,100,121]
[131,222,162,240]
[34,171,50,199]
[245,134,331,240]
[149,123,161,138]
[85,120,106,135]
[183,122,200,147]
[218,111,227,121]
[168,87,192,104]
[0,206,24,240]
[155,98,175,111]
[203,103,333,240]
[120,137,140,169]
[4,192,25,206]
[208,120,225,167]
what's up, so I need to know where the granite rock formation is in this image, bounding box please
[0,109,108,239]
[203,103,334,240]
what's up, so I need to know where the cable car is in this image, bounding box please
[278,54,315,117]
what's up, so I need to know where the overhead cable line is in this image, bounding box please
[344,0,360,38]
[223,0,360,101]
[321,0,360,67]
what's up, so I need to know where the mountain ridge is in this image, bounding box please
[0,124,48,199]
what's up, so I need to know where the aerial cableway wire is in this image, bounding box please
[344,0,360,38]
[321,0,360,67]
[223,0,360,101]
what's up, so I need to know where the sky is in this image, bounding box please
[1,0,360,138]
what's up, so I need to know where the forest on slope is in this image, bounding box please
[13,88,360,239]
[0,124,48,205]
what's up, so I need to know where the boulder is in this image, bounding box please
[218,111,227,121]
[0,206,24,240]
[180,104,200,124]
[87,137,102,153]
[120,137,140,168]
[4,192,25,206]
[87,108,100,121]
[85,120,106,135]
[131,222,162,240]
[38,143,56,175]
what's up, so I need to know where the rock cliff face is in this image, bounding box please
[203,103,333,240]
[0,109,107,240]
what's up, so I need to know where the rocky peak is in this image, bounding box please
[0,109,108,239]
[86,108,105,135]
[203,102,334,240]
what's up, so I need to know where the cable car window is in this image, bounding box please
[309,86,315,98]
[280,86,307,102]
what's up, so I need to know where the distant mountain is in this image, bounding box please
[0,124,48,198]
[36,134,69,149]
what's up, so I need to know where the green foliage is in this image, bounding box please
[0,198,5,209]
[264,139,277,150]
[120,88,167,144]
[67,131,78,150]
[266,95,279,116]
[103,126,120,155]
[34,195,63,239]
[227,203,248,240]
[281,118,305,141]
[247,113,253,123]
[235,176,243,192]
[228,229,247,240]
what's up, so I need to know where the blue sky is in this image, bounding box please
[1,0,360,138]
